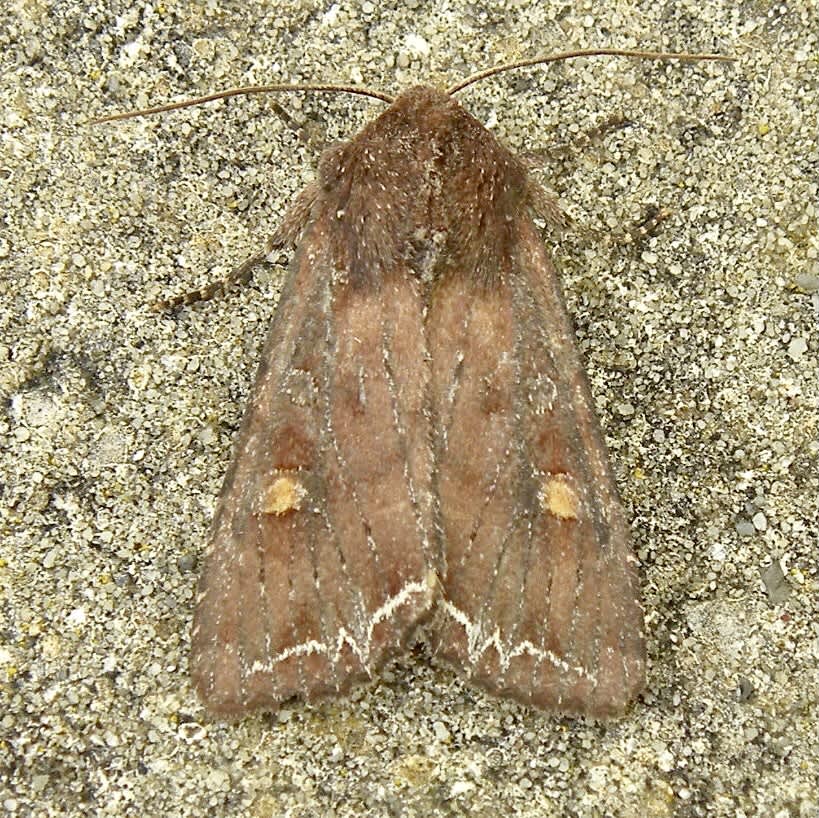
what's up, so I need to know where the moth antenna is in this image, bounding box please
[447,47,736,95]
[92,83,394,124]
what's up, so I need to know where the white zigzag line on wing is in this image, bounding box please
[249,573,436,675]
[440,599,594,681]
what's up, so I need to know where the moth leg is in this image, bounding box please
[525,179,572,232]
[520,113,636,237]
[528,113,633,166]
[615,205,672,246]
[576,113,633,148]
[153,251,270,311]
[153,182,319,311]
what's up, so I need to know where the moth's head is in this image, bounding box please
[365,84,477,144]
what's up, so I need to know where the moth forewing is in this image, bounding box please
[429,202,644,717]
[190,217,438,716]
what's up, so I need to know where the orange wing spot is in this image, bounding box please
[259,474,307,516]
[540,474,580,520]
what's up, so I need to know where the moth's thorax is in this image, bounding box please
[316,85,529,283]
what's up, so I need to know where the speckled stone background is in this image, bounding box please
[1,2,817,816]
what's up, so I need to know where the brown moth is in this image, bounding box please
[191,83,643,719]
[98,49,732,718]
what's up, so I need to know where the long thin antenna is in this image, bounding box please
[92,50,734,124]
[447,48,735,95]
[92,83,394,124]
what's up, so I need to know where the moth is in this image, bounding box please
[99,48,731,718]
